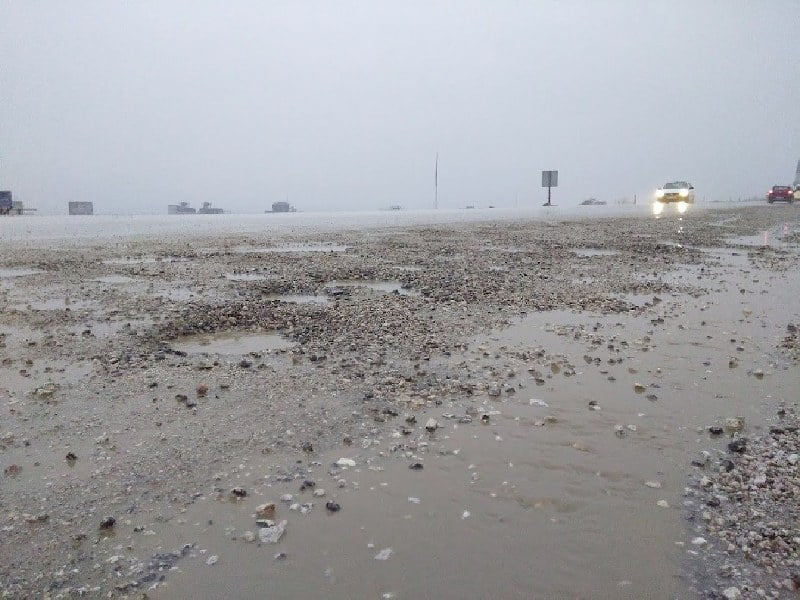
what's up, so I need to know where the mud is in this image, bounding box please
[0,205,799,599]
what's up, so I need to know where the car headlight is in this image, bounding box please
[677,201,688,214]
[652,202,665,215]
[679,189,689,197]
[656,190,665,198]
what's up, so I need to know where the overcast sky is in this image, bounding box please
[1,1,798,214]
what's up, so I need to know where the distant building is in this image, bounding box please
[68,201,94,215]
[0,191,12,215]
[168,202,196,214]
[0,191,26,215]
[269,201,295,213]
[198,202,224,214]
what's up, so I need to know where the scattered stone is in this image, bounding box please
[633,383,646,393]
[325,501,341,513]
[196,384,208,397]
[723,416,745,432]
[230,487,247,498]
[258,520,287,544]
[336,458,356,468]
[4,464,22,477]
[727,438,747,453]
[255,503,275,519]
[408,462,424,470]
[721,587,741,600]
[425,418,439,432]
[374,548,394,560]
[644,480,662,489]
[206,555,219,566]
[313,489,326,497]
[99,516,116,530]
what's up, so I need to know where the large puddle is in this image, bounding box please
[225,273,269,282]
[325,280,418,296]
[264,294,330,305]
[233,244,350,254]
[173,332,296,355]
[11,297,97,311]
[92,275,136,284]
[0,268,44,278]
[571,248,619,257]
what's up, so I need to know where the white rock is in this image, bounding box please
[280,494,293,503]
[206,555,219,566]
[691,537,707,546]
[336,458,356,468]
[645,480,662,489]
[258,520,287,544]
[657,500,669,508]
[788,453,798,465]
[374,548,394,560]
[722,587,741,600]
[461,510,471,519]
[425,418,439,432]
[313,489,326,497]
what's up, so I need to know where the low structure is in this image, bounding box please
[168,202,196,214]
[268,201,296,213]
[198,202,224,214]
[68,201,94,215]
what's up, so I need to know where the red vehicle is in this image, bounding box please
[767,185,794,203]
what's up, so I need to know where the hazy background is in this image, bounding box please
[1,1,798,215]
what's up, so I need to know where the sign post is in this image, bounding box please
[541,170,558,206]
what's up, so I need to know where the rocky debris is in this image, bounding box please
[255,503,275,519]
[688,408,800,597]
[99,516,116,530]
[230,487,247,499]
[425,418,439,432]
[325,501,341,512]
[1,205,797,597]
[4,464,22,477]
[257,520,287,544]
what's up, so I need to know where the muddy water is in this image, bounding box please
[147,255,800,600]
[173,331,296,355]
[325,280,418,296]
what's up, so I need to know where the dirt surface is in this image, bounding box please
[1,205,799,599]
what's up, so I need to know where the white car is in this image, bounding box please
[656,181,695,204]
[653,181,694,215]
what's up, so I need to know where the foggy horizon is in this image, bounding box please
[1,1,798,215]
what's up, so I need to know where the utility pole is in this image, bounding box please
[434,152,439,209]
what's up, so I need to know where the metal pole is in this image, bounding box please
[434,152,438,210]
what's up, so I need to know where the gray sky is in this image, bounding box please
[1,1,798,214]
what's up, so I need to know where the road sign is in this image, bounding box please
[542,170,558,206]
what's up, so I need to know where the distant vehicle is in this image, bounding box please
[580,198,606,206]
[767,185,794,204]
[655,181,695,204]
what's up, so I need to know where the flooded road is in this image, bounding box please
[1,205,798,599]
